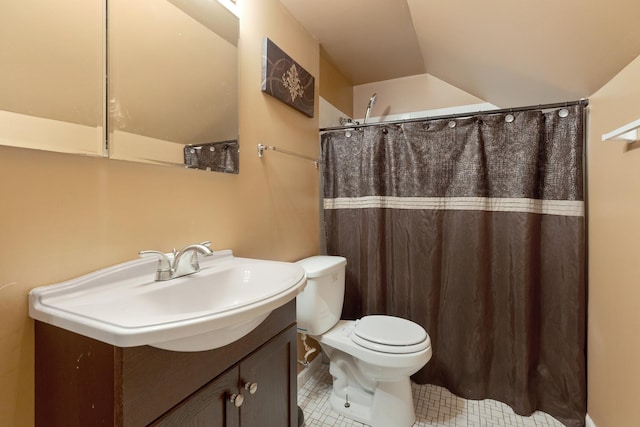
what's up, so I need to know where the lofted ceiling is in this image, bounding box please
[280,0,640,107]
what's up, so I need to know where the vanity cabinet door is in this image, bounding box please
[240,326,297,427]
[151,366,240,427]
[149,325,296,427]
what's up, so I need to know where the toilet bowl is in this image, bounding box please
[296,256,432,427]
[319,318,432,426]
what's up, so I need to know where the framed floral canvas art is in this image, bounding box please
[261,37,315,117]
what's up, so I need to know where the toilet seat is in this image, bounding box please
[350,315,430,354]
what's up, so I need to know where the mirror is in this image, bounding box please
[0,0,104,156]
[108,0,240,172]
[0,0,239,174]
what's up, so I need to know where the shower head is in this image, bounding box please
[363,93,377,124]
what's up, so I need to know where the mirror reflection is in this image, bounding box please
[184,140,239,173]
[0,0,239,174]
[0,0,103,156]
[108,0,239,172]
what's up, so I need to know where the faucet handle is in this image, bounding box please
[200,241,212,248]
[139,250,173,281]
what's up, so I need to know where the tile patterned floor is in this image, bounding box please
[297,362,564,427]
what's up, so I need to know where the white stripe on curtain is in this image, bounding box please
[324,196,584,217]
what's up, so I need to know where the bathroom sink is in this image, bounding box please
[29,250,306,351]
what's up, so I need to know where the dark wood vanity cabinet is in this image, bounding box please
[35,301,298,427]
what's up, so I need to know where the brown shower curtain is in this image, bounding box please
[322,104,586,427]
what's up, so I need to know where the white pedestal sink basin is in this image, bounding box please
[29,250,306,351]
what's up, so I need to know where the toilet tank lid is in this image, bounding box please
[296,256,347,278]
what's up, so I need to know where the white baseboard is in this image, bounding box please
[585,414,597,427]
[297,355,322,391]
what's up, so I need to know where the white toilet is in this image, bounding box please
[296,256,432,427]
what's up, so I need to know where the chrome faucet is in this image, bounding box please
[139,241,214,281]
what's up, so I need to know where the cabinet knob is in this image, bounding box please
[244,382,258,395]
[229,393,244,407]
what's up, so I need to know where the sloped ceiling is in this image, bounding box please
[280,0,640,107]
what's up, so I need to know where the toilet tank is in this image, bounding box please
[296,256,347,336]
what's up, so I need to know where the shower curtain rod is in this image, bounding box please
[319,98,589,132]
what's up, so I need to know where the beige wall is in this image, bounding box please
[319,46,353,118]
[0,0,320,425]
[588,54,640,426]
[353,73,487,119]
